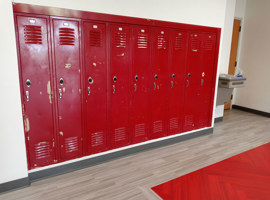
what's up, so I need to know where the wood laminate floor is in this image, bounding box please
[1,109,270,200]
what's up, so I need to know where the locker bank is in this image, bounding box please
[14,3,220,169]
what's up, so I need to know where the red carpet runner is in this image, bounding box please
[152,142,270,200]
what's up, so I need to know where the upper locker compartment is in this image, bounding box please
[83,21,108,154]
[197,32,217,128]
[150,28,169,139]
[183,32,202,132]
[131,26,151,144]
[52,18,83,161]
[110,24,131,148]
[168,30,187,135]
[16,15,56,169]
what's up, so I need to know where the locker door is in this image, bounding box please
[150,28,169,139]
[16,16,55,168]
[52,18,83,160]
[83,22,107,154]
[168,30,187,135]
[131,26,151,143]
[110,24,130,148]
[197,33,217,128]
[183,32,201,132]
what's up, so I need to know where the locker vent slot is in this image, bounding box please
[205,39,214,51]
[184,115,194,127]
[24,25,42,44]
[115,127,126,141]
[175,36,184,50]
[91,132,103,147]
[65,137,79,153]
[153,120,163,133]
[59,28,75,45]
[137,34,148,48]
[191,37,199,51]
[135,123,146,137]
[157,35,168,50]
[90,30,101,47]
[115,32,126,48]
[34,142,50,160]
[169,117,179,130]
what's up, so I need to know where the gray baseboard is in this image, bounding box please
[0,177,30,194]
[232,105,270,118]
[214,117,223,123]
[29,128,213,182]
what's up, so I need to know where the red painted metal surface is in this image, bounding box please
[183,32,202,132]
[51,18,83,161]
[168,30,188,135]
[15,15,56,168]
[197,33,218,128]
[14,3,221,170]
[150,28,169,139]
[152,142,270,200]
[130,26,151,143]
[83,21,108,154]
[110,24,131,148]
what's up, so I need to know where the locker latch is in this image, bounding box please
[135,75,138,81]
[88,77,93,84]
[59,78,64,85]
[26,79,31,87]
[113,76,117,82]
[154,74,158,80]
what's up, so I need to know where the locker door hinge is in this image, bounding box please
[235,61,237,67]
[27,136,30,141]
[53,141,55,147]
[239,26,242,32]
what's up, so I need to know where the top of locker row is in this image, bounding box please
[13,3,221,34]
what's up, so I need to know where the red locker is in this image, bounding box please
[110,24,130,148]
[130,26,151,143]
[52,18,83,160]
[168,30,187,135]
[150,28,169,139]
[16,15,56,168]
[183,32,201,132]
[83,21,108,154]
[197,33,217,128]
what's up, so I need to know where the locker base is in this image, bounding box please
[29,128,213,182]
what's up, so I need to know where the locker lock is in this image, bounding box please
[59,78,64,85]
[135,75,139,81]
[188,73,191,78]
[172,74,175,79]
[88,77,93,84]
[26,79,31,87]
[113,76,117,82]
[154,74,158,80]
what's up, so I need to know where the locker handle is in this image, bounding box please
[134,84,137,92]
[201,79,204,86]
[26,91,29,102]
[59,88,62,99]
[171,81,174,88]
[186,80,189,87]
[112,85,115,94]
[88,86,91,96]
[153,82,156,90]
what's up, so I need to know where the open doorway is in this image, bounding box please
[224,19,241,110]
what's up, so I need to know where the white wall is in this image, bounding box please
[233,0,270,112]
[0,1,28,184]
[214,0,236,118]
[0,0,236,184]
